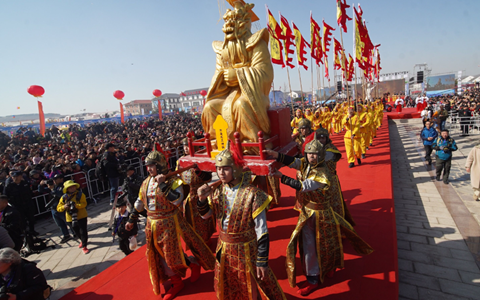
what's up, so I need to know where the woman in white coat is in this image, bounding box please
[465,145,480,201]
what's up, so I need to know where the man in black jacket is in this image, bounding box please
[121,165,142,209]
[0,195,25,251]
[3,171,36,235]
[458,104,472,135]
[102,143,120,205]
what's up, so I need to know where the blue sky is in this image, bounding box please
[1,0,479,116]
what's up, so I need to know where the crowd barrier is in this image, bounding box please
[31,152,185,217]
[446,112,480,135]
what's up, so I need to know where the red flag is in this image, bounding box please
[279,13,296,69]
[120,103,125,124]
[347,54,354,81]
[333,38,343,70]
[266,7,285,67]
[336,0,352,33]
[322,21,335,57]
[292,22,310,70]
[37,100,45,137]
[310,14,324,66]
[158,100,163,121]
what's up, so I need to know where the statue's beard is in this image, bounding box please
[224,36,248,66]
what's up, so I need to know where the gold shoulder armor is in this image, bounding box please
[306,169,330,187]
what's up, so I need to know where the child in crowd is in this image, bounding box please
[112,200,138,256]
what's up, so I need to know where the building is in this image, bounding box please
[178,88,209,112]
[124,100,153,115]
[151,88,209,113]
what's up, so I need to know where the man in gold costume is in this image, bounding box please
[293,118,313,153]
[197,142,286,300]
[291,109,304,135]
[178,139,216,244]
[202,0,273,147]
[126,150,215,300]
[264,136,373,296]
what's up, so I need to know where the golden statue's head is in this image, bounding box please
[222,1,255,41]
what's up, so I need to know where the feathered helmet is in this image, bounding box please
[215,140,245,180]
[145,144,169,175]
[298,118,312,130]
[302,132,326,166]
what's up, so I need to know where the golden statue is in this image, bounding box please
[202,0,274,150]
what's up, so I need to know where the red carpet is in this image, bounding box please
[385,107,421,120]
[62,115,398,300]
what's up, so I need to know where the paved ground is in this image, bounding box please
[391,118,480,300]
[30,197,147,300]
[27,118,480,300]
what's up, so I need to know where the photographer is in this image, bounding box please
[57,180,89,254]
[0,196,24,252]
[43,175,73,244]
[0,247,49,300]
[120,165,142,209]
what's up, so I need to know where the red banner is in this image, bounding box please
[120,103,124,123]
[158,100,163,121]
[37,100,45,137]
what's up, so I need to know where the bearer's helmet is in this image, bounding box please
[303,132,326,166]
[298,118,312,130]
[145,150,168,175]
[215,140,244,181]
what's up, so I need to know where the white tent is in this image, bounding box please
[461,76,474,83]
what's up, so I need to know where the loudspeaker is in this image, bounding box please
[417,71,424,83]
[336,81,342,92]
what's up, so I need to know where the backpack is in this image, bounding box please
[95,156,107,181]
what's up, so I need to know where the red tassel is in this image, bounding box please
[153,143,170,169]
[302,132,315,155]
[228,140,245,167]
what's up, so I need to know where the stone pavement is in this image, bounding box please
[30,196,147,300]
[390,118,480,300]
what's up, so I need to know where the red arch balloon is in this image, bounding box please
[27,85,45,97]
[200,90,207,96]
[153,89,162,97]
[113,90,125,100]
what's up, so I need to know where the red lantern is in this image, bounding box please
[27,85,45,97]
[200,90,207,96]
[153,89,162,97]
[113,90,125,100]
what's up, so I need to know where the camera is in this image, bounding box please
[67,201,78,227]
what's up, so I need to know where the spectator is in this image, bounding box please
[102,143,120,205]
[121,165,142,209]
[111,200,137,256]
[458,104,472,135]
[0,247,49,300]
[44,175,74,243]
[438,105,448,130]
[433,129,458,184]
[57,180,89,254]
[465,144,480,201]
[3,171,36,236]
[420,121,438,165]
[0,195,24,252]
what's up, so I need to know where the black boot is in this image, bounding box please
[357,158,362,165]
[349,163,354,168]
[361,154,366,159]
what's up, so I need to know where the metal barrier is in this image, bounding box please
[32,193,51,217]
[87,168,110,203]
[446,113,480,135]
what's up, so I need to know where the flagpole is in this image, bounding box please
[311,54,314,106]
[321,62,326,103]
[352,3,357,110]
[286,68,294,114]
[339,27,350,104]
[298,68,305,112]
